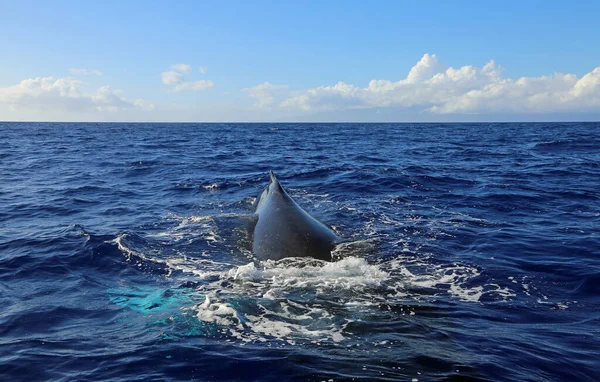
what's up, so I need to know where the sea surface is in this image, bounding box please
[1,122,599,381]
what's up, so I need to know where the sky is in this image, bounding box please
[1,0,599,122]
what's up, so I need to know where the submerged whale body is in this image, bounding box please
[252,171,339,261]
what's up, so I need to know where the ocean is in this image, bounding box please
[1,122,598,381]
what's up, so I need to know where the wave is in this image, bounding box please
[533,138,600,151]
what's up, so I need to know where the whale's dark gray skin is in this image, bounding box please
[252,171,339,261]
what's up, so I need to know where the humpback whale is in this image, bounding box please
[252,171,340,261]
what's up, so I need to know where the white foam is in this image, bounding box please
[115,233,230,279]
[227,257,389,291]
[483,283,516,301]
[202,183,219,191]
[304,193,329,198]
[196,294,243,328]
[385,258,516,303]
[145,214,220,243]
[182,256,390,343]
[114,234,147,262]
[148,212,252,246]
[449,284,483,302]
[193,291,348,344]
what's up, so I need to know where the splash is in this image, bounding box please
[111,210,518,345]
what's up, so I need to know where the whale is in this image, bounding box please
[251,171,340,261]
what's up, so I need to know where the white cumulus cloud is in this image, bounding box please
[199,66,208,74]
[0,76,156,113]
[161,71,184,85]
[161,64,214,92]
[171,64,192,75]
[69,68,103,76]
[243,82,289,109]
[273,53,600,116]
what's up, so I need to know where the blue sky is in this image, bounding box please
[1,0,599,121]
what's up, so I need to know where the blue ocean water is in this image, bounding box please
[0,122,598,381]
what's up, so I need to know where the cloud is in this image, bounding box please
[169,80,215,93]
[171,64,192,75]
[69,68,103,77]
[405,53,445,83]
[274,53,600,116]
[161,64,214,92]
[199,66,208,74]
[0,76,156,113]
[161,71,184,85]
[243,82,289,108]
[280,82,362,111]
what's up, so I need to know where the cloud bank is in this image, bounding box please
[2,55,598,121]
[0,77,156,114]
[248,54,600,117]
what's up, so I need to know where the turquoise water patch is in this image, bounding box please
[108,286,190,314]
[108,286,222,338]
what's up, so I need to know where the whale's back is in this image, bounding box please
[252,172,338,261]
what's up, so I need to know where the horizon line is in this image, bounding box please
[1,120,599,124]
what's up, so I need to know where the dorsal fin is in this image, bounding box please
[269,170,285,193]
